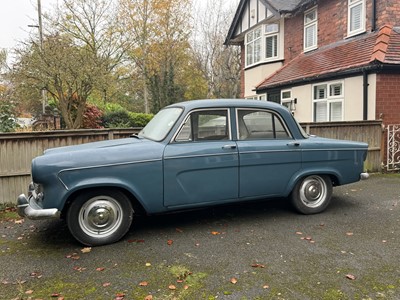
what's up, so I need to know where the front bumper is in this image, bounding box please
[17,193,60,220]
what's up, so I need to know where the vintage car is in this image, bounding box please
[17,99,369,246]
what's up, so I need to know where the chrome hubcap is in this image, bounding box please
[79,196,123,237]
[300,176,327,208]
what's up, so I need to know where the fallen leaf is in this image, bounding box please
[183,285,189,290]
[25,290,34,294]
[51,293,61,297]
[139,281,148,286]
[263,284,270,289]
[145,263,151,267]
[81,247,92,253]
[102,282,111,287]
[167,239,173,246]
[295,231,303,235]
[145,295,153,300]
[230,277,238,284]
[168,284,176,290]
[128,239,145,243]
[251,263,266,268]
[346,232,354,236]
[96,267,105,271]
[346,274,356,280]
[211,231,221,235]
[15,219,24,224]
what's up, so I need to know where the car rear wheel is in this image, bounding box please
[291,175,332,214]
[67,189,133,246]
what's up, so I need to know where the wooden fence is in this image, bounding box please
[0,128,140,205]
[0,121,383,205]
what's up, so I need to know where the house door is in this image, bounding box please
[267,90,281,104]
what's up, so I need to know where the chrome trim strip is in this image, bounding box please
[164,152,237,160]
[235,108,293,140]
[170,108,232,143]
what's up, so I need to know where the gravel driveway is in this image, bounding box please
[1,174,399,300]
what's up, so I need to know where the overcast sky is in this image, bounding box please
[0,0,238,53]
[0,0,58,51]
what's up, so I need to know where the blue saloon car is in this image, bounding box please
[17,99,369,246]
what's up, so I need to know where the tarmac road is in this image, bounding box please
[1,174,399,300]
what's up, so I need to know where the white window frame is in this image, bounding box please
[348,0,365,37]
[265,23,279,60]
[246,94,267,101]
[245,23,281,68]
[281,90,292,110]
[304,7,318,52]
[312,81,344,122]
[245,27,262,67]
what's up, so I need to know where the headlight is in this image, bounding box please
[28,182,44,201]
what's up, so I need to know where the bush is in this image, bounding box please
[82,104,103,129]
[128,112,153,127]
[102,110,131,128]
[0,102,18,132]
[102,110,153,128]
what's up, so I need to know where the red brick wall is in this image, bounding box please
[283,0,400,65]
[375,0,400,29]
[376,73,400,125]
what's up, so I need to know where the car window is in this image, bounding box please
[175,109,230,142]
[139,107,182,141]
[237,109,291,140]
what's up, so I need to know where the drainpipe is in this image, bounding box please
[363,71,368,120]
[371,0,376,32]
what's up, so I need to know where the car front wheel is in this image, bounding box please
[67,189,133,246]
[291,175,332,214]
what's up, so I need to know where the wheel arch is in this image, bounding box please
[60,185,147,219]
[286,169,341,196]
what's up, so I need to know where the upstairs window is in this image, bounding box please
[304,7,318,52]
[348,0,365,36]
[246,27,262,66]
[245,23,280,67]
[265,24,279,59]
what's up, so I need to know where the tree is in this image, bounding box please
[191,0,241,98]
[118,0,203,113]
[11,0,130,129]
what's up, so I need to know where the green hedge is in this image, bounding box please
[102,110,153,128]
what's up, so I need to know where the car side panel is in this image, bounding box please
[237,140,302,198]
[163,142,239,207]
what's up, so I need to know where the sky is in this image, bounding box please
[0,0,58,51]
[0,0,238,56]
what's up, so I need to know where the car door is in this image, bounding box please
[236,108,302,198]
[163,108,239,208]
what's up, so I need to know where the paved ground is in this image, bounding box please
[1,174,399,300]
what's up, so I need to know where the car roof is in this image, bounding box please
[168,99,287,111]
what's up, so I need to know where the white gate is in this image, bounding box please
[387,124,400,171]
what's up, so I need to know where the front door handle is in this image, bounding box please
[222,144,237,150]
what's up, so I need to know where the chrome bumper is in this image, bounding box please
[17,194,60,220]
[360,172,369,180]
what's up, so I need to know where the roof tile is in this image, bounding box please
[257,26,400,90]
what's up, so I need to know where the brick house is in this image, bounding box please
[224,0,400,126]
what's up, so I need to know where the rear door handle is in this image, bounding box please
[222,144,237,150]
[287,142,300,147]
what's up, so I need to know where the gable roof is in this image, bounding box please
[256,25,400,91]
[225,0,310,45]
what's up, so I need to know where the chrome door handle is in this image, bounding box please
[222,144,237,149]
